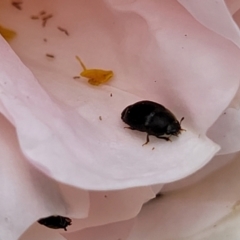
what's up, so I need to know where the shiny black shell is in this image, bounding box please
[38,215,72,231]
[121,100,183,144]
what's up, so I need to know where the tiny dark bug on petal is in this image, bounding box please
[121,100,185,145]
[38,215,72,231]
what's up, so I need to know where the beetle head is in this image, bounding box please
[166,117,185,136]
[121,106,130,122]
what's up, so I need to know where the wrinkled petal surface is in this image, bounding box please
[127,154,240,239]
[66,187,154,232]
[21,186,154,239]
[1,0,240,239]
[65,219,135,240]
[20,224,66,240]
[56,184,89,219]
[178,0,240,47]
[208,108,240,154]
[64,153,240,240]
[0,113,88,240]
[0,0,239,190]
[105,0,240,132]
[208,7,240,154]
[225,0,240,15]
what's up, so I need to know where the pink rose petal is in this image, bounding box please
[68,187,154,232]
[225,0,240,15]
[21,186,154,238]
[0,41,220,188]
[126,154,240,240]
[102,0,240,132]
[208,108,240,154]
[162,153,236,191]
[178,0,240,47]
[1,0,240,239]
[207,8,240,155]
[0,0,239,190]
[0,113,82,240]
[57,184,89,219]
[64,153,240,240]
[63,219,135,240]
[20,223,66,240]
[151,184,163,195]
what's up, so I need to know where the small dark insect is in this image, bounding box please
[11,1,22,10]
[121,100,185,145]
[99,116,102,121]
[57,26,69,36]
[110,93,113,97]
[46,53,55,58]
[38,215,72,231]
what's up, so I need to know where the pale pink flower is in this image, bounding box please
[0,0,240,239]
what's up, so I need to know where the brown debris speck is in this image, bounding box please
[39,10,46,15]
[42,14,53,20]
[43,38,47,42]
[57,26,69,36]
[29,11,54,27]
[46,53,54,58]
[99,116,102,121]
[31,15,39,20]
[73,76,80,79]
[152,147,155,150]
[11,1,22,10]
[42,14,53,27]
[155,193,164,198]
[110,93,112,97]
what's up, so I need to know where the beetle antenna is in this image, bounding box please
[180,117,184,124]
[179,117,186,132]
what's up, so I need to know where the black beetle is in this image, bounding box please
[37,215,72,231]
[121,100,184,145]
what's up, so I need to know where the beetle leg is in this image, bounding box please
[157,136,171,142]
[142,134,150,146]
